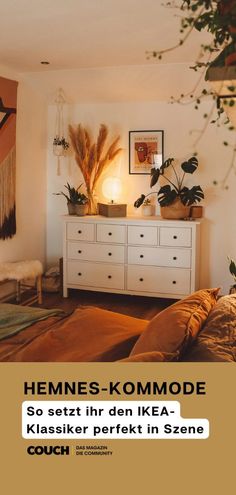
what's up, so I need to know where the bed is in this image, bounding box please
[0,289,235,362]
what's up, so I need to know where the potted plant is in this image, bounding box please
[134,156,204,219]
[54,183,88,216]
[228,257,236,294]
[53,136,70,157]
[142,198,153,216]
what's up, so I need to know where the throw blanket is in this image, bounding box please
[0,303,63,341]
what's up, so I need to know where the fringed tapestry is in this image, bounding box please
[0,76,18,240]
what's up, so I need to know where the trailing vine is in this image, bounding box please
[147,0,236,188]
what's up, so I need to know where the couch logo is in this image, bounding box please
[27,445,70,455]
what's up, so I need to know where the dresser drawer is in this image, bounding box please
[128,226,158,246]
[127,266,191,295]
[67,261,125,290]
[67,241,125,263]
[128,246,191,268]
[67,222,95,242]
[96,224,126,244]
[159,227,191,247]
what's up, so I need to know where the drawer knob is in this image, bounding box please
[172,280,176,284]
[140,254,144,258]
[173,256,177,260]
[108,275,112,279]
[78,250,82,254]
[140,234,144,238]
[108,252,112,256]
[173,235,177,239]
[139,278,144,282]
[78,272,82,276]
[78,230,82,234]
[108,232,112,236]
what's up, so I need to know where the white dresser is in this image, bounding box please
[62,215,200,299]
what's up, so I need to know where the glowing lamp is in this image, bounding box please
[102,177,122,203]
[98,176,127,217]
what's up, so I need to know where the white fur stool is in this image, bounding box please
[0,260,43,305]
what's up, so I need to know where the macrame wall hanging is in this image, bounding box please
[0,76,18,240]
[53,88,69,175]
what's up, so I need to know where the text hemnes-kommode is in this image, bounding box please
[62,215,200,299]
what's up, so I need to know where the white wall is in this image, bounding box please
[46,98,236,295]
[0,66,47,265]
[1,59,234,298]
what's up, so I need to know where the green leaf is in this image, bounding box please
[181,156,198,174]
[160,158,174,174]
[227,86,236,92]
[157,185,178,206]
[179,186,204,206]
[229,258,236,278]
[134,194,146,208]
[150,168,160,188]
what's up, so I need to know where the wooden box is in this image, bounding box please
[98,203,127,217]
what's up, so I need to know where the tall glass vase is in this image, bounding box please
[87,190,98,215]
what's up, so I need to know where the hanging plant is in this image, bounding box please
[146,1,236,188]
[53,136,70,157]
[53,89,70,175]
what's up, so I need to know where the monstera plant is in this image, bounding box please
[134,156,204,219]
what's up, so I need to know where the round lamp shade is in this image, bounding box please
[102,177,122,203]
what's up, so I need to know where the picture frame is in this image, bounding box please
[129,130,164,175]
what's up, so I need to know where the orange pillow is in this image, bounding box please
[130,288,219,357]
[118,351,178,362]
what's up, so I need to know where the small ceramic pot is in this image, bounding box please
[142,205,153,216]
[190,205,203,218]
[53,144,65,157]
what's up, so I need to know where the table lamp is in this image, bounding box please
[98,176,127,217]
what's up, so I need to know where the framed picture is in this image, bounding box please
[129,130,164,175]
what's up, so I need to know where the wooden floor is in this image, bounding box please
[36,289,176,320]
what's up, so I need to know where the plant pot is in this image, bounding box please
[53,144,66,157]
[142,205,153,216]
[160,198,190,220]
[74,204,88,216]
[67,202,76,215]
[229,285,236,295]
[190,205,203,219]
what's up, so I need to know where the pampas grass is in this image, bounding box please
[69,123,122,213]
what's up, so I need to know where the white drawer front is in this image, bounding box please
[67,241,125,264]
[127,266,191,295]
[159,227,191,247]
[67,222,95,242]
[67,261,124,289]
[128,246,191,268]
[128,226,158,246]
[96,224,126,244]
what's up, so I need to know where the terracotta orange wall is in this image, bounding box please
[0,76,18,162]
[0,66,47,270]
